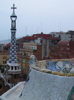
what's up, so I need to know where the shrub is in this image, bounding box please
[46,71,52,74]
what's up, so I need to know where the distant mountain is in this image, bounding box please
[0,37,22,45]
[0,39,11,44]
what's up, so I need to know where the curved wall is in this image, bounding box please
[20,68,74,100]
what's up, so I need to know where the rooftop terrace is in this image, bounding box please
[0,56,74,100]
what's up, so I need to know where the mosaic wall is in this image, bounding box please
[46,60,74,73]
[29,55,74,74]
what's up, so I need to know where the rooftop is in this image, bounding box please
[57,41,69,46]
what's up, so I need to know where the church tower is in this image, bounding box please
[7,4,21,86]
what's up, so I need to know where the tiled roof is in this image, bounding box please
[6,43,10,47]
[22,36,37,40]
[57,41,69,45]
[32,33,52,38]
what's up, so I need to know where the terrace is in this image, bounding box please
[0,56,74,100]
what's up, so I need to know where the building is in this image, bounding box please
[17,32,60,60]
[6,4,21,86]
[49,40,74,59]
[0,51,9,68]
[5,32,60,60]
[57,41,74,58]
[0,44,4,51]
[50,30,74,41]
[21,42,42,60]
[18,56,29,75]
[66,30,74,41]
[0,52,10,95]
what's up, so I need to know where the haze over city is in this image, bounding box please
[0,0,74,40]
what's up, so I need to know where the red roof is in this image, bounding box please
[5,43,10,48]
[32,33,60,40]
[32,33,52,38]
[57,41,69,46]
[6,43,10,46]
[22,36,37,40]
[17,38,22,41]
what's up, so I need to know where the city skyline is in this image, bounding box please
[0,0,74,40]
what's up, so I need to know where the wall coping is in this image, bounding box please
[30,65,74,77]
[0,81,25,100]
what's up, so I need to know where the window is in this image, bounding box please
[0,84,2,89]
[61,47,64,50]
[8,80,10,83]
[11,66,13,70]
[67,43,69,46]
[31,47,34,50]
[30,46,37,50]
[15,66,17,70]
[18,59,20,62]
[33,50,36,53]
[18,66,19,69]
[3,61,6,64]
[23,46,26,49]
[67,47,70,50]
[3,57,7,59]
[19,59,21,62]
[24,53,27,56]
[23,60,25,63]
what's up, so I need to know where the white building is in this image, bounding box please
[50,30,74,41]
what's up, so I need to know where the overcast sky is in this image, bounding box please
[0,0,74,40]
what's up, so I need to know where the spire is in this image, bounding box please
[11,4,17,17]
[7,4,21,74]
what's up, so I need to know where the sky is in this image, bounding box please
[0,0,74,40]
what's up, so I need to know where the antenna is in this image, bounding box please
[25,26,27,36]
[36,27,39,33]
[60,20,61,32]
[41,22,43,32]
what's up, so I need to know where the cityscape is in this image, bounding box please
[0,1,74,100]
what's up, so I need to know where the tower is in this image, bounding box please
[7,4,21,86]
